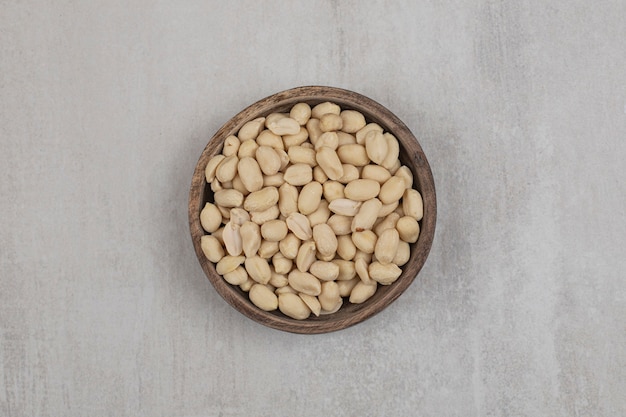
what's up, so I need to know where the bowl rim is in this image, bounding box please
[189,85,437,334]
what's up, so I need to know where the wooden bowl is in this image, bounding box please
[189,86,436,334]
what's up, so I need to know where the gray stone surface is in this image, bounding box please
[1,1,625,416]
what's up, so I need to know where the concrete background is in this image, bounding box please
[1,1,625,416]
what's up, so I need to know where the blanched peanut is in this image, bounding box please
[290,102,311,125]
[374,212,400,236]
[355,123,383,144]
[316,147,344,180]
[223,135,240,157]
[279,233,300,259]
[332,259,356,280]
[340,110,366,133]
[222,221,243,256]
[295,240,316,272]
[258,240,279,258]
[200,235,224,263]
[352,230,377,254]
[353,250,372,264]
[337,235,357,260]
[312,165,328,183]
[318,281,341,311]
[239,277,255,292]
[263,173,284,187]
[200,203,222,233]
[243,187,279,212]
[312,224,338,258]
[276,148,290,170]
[395,166,413,189]
[320,299,343,315]
[272,252,293,275]
[402,189,423,221]
[278,293,311,320]
[249,284,278,311]
[393,241,411,266]
[327,214,353,236]
[381,132,400,170]
[323,181,345,202]
[288,270,321,296]
[336,164,360,184]
[214,189,243,208]
[237,139,259,158]
[232,175,250,196]
[245,256,272,284]
[278,183,299,217]
[344,179,381,201]
[379,176,406,205]
[396,216,420,243]
[307,200,331,227]
[299,293,321,317]
[211,178,223,193]
[256,130,284,150]
[378,201,399,217]
[309,261,340,281]
[337,131,357,146]
[361,165,392,184]
[216,255,245,275]
[349,281,377,303]
[286,212,312,240]
[238,117,265,141]
[283,127,309,149]
[269,271,289,288]
[205,154,225,182]
[298,182,323,215]
[275,285,297,295]
[267,116,300,136]
[311,101,341,118]
[328,198,361,216]
[352,198,382,232]
[314,132,339,150]
[237,157,264,192]
[337,144,370,166]
[355,258,372,284]
[216,155,238,182]
[249,205,280,225]
[223,266,248,285]
[261,219,288,242]
[319,113,343,132]
[337,277,360,297]
[288,145,317,166]
[365,130,388,165]
[374,228,399,264]
[369,262,402,285]
[255,146,281,176]
[284,163,313,186]
[306,118,323,144]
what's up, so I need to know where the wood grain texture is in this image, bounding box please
[189,86,436,334]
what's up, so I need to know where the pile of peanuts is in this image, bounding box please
[199,101,423,320]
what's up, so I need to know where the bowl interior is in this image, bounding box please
[189,86,436,334]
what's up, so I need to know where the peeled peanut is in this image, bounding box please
[238,117,265,141]
[355,257,372,284]
[374,228,400,264]
[215,255,245,275]
[249,284,278,311]
[278,183,299,217]
[299,293,321,317]
[298,182,323,215]
[272,252,293,275]
[332,259,356,280]
[379,176,406,205]
[395,166,413,189]
[396,216,420,243]
[306,118,323,144]
[216,155,239,183]
[312,165,328,183]
[200,235,224,263]
[295,240,316,272]
[312,224,338,258]
[283,127,309,149]
[284,163,313,186]
[323,181,345,202]
[352,198,382,232]
[349,281,377,304]
[255,146,282,176]
[364,130,388,165]
[402,189,423,221]
[316,147,344,180]
[309,261,340,281]
[237,157,264,192]
[245,256,272,284]
[393,241,411,266]
[340,110,366,133]
[361,165,392,184]
[243,187,279,212]
[337,277,360,297]
[374,212,400,236]
[290,102,312,125]
[263,173,284,187]
[319,113,343,132]
[213,189,243,208]
[307,200,331,227]
[279,233,301,259]
[337,235,357,260]
[337,131,357,146]
[311,102,341,118]
[205,154,225,182]
[223,266,248,285]
[200,203,222,233]
[258,240,279,258]
[288,270,321,296]
[369,262,402,285]
[344,179,381,201]
[256,130,284,150]
[249,205,280,225]
[223,135,240,157]
[381,132,400,170]
[261,219,288,242]
[278,292,311,320]
[355,123,383,144]
[336,164,360,184]
[286,212,313,241]
[288,145,317,166]
[269,271,289,288]
[328,198,361,216]
[222,221,243,256]
[327,214,353,236]
[337,144,370,166]
[237,139,259,158]
[352,230,377,254]
[318,281,341,311]
[267,116,300,136]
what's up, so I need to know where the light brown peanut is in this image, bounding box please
[245,256,272,284]
[374,228,400,264]
[288,270,321,296]
[298,182,323,215]
[396,216,420,243]
[200,203,222,233]
[369,262,402,285]
[249,284,278,311]
[351,198,382,232]
[283,163,313,186]
[278,292,311,320]
[200,235,224,263]
[312,224,338,258]
[402,189,423,221]
[237,156,264,192]
[316,147,344,180]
